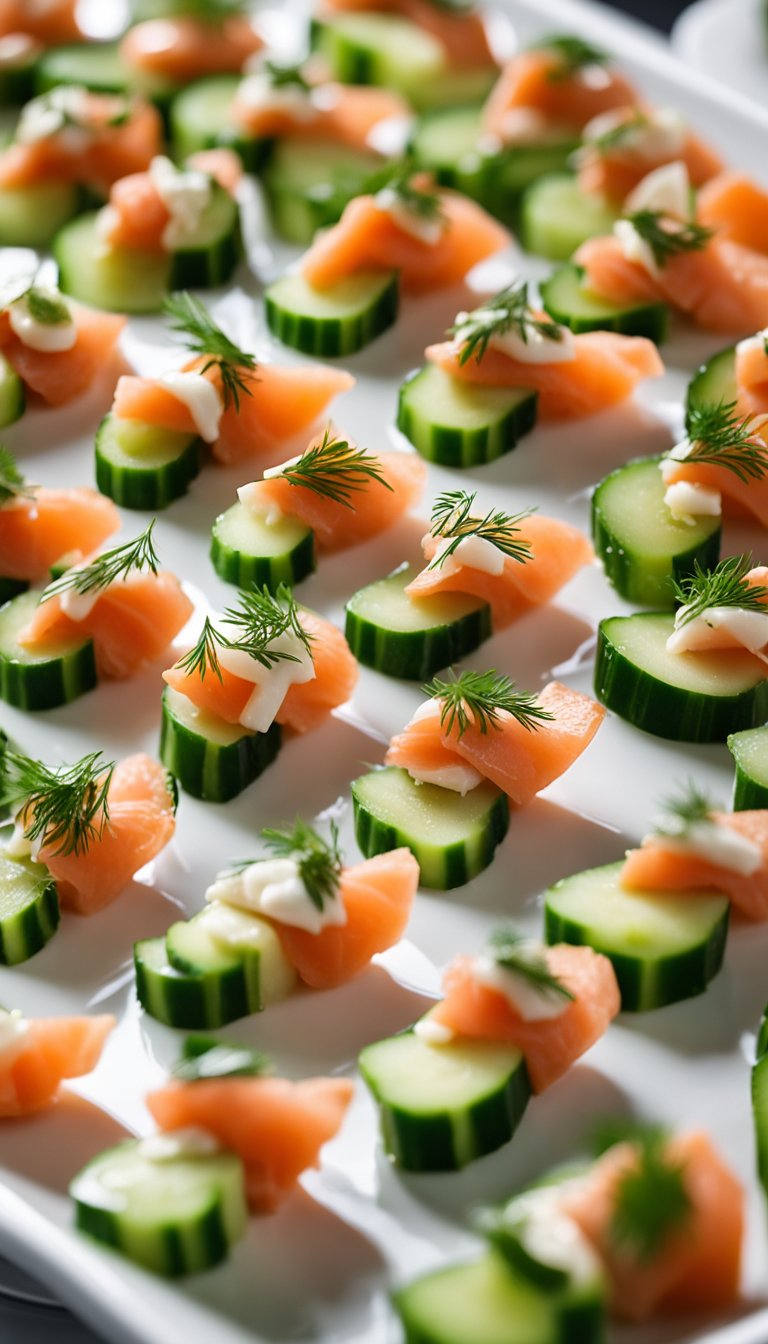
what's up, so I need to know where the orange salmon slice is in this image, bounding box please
[0,488,119,582]
[0,99,163,192]
[0,0,81,42]
[620,810,768,921]
[483,49,638,139]
[0,304,126,407]
[578,125,723,205]
[0,1014,115,1116]
[120,16,262,82]
[234,83,408,150]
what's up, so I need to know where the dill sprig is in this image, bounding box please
[0,447,33,505]
[450,282,564,366]
[375,161,446,223]
[273,426,393,508]
[610,1132,692,1263]
[177,615,223,682]
[0,749,114,857]
[680,401,768,484]
[174,1035,271,1082]
[41,521,160,604]
[163,292,257,412]
[263,58,312,92]
[425,669,555,738]
[586,110,649,155]
[261,817,343,912]
[485,928,576,1000]
[428,489,534,568]
[653,779,716,838]
[672,553,768,628]
[624,210,713,267]
[25,287,71,325]
[532,34,609,79]
[176,584,313,682]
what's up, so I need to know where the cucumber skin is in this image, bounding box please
[0,877,60,966]
[344,592,492,682]
[686,345,737,415]
[0,577,28,605]
[0,368,24,430]
[397,368,538,468]
[210,516,316,592]
[594,618,768,743]
[95,416,203,512]
[351,770,510,890]
[753,1052,768,1199]
[728,730,768,810]
[264,274,399,358]
[0,638,97,712]
[159,688,282,803]
[541,264,668,342]
[134,936,262,1029]
[0,61,37,107]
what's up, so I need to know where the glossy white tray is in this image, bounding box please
[2,2,768,1342]
[672,0,768,117]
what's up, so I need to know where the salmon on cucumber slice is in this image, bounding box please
[621,809,768,922]
[0,1011,115,1116]
[231,77,409,150]
[0,289,126,407]
[482,41,639,142]
[576,108,723,206]
[0,91,163,192]
[101,148,243,253]
[120,15,263,84]
[0,480,119,583]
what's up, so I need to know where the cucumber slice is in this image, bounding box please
[345,563,491,681]
[210,501,315,591]
[352,766,509,889]
[95,414,202,511]
[544,860,729,1012]
[397,364,537,467]
[0,181,82,248]
[0,55,38,108]
[71,1138,247,1276]
[35,42,131,96]
[359,1027,530,1171]
[541,262,668,341]
[0,577,28,605]
[595,612,768,742]
[262,137,382,247]
[409,105,485,194]
[0,843,60,965]
[728,727,768,810]
[686,345,737,415]
[0,353,24,429]
[169,76,264,167]
[159,686,282,802]
[592,456,721,608]
[265,269,398,357]
[55,212,171,314]
[519,174,619,262]
[0,589,96,711]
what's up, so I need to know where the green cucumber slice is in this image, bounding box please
[0,843,60,965]
[0,353,24,430]
[409,105,485,194]
[397,365,537,467]
[544,860,729,1011]
[210,501,315,591]
[71,1138,247,1276]
[728,727,768,810]
[0,55,38,108]
[265,268,398,357]
[359,1027,530,1171]
[35,42,134,97]
[55,212,171,314]
[519,174,619,261]
[95,415,202,511]
[262,137,382,247]
[345,563,491,681]
[352,766,509,889]
[167,182,241,290]
[686,345,737,415]
[0,181,82,248]
[592,456,721,608]
[159,686,282,802]
[169,75,265,167]
[0,577,28,605]
[595,612,768,742]
[541,262,668,340]
[0,589,96,711]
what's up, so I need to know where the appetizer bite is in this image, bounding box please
[360,928,619,1169]
[71,1035,353,1275]
[120,6,263,87]
[595,554,768,741]
[399,280,664,465]
[265,168,510,356]
[160,585,357,800]
[352,669,604,888]
[345,490,594,679]
[0,522,193,710]
[0,1008,114,1115]
[135,817,418,1027]
[212,428,425,591]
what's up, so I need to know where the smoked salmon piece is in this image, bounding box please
[578,116,723,205]
[0,488,119,582]
[38,754,177,915]
[483,48,638,140]
[251,448,425,552]
[406,514,594,627]
[560,1131,744,1320]
[120,17,263,83]
[426,329,664,419]
[0,0,81,44]
[0,1014,115,1116]
[275,849,419,989]
[233,83,409,150]
[163,609,358,735]
[698,173,768,257]
[300,190,510,293]
[429,943,620,1092]
[146,1074,354,1211]
[620,811,768,921]
[0,97,163,193]
[104,150,242,253]
[319,0,496,70]
[19,569,193,680]
[386,681,605,806]
[111,362,356,465]
[0,303,126,407]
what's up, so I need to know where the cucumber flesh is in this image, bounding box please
[519,174,619,262]
[55,212,170,314]
[686,345,737,414]
[360,1026,530,1171]
[395,1253,569,1344]
[210,500,315,591]
[0,353,24,429]
[728,727,768,810]
[0,181,82,248]
[0,842,60,965]
[544,860,729,1011]
[595,612,768,742]
[409,105,486,196]
[541,262,667,341]
[345,563,491,681]
[592,455,721,608]
[159,686,282,803]
[35,43,139,98]
[397,364,537,468]
[262,137,382,247]
[169,75,255,163]
[0,588,96,711]
[95,415,202,511]
[265,268,398,357]
[352,765,509,889]
[71,1138,247,1276]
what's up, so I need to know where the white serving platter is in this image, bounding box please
[672,0,768,118]
[2,2,768,1342]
